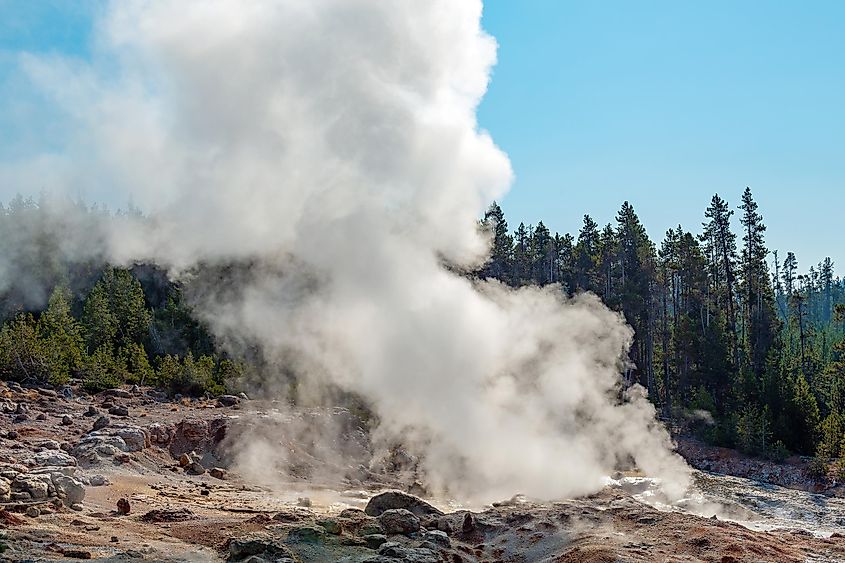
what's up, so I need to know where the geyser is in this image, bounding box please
[1,0,690,502]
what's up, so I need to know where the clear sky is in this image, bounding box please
[479,1,845,273]
[1,1,843,272]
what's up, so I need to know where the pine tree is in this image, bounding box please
[37,286,85,384]
[574,215,600,292]
[702,194,739,367]
[481,202,513,282]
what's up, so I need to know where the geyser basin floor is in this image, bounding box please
[2,384,845,562]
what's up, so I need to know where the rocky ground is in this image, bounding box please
[675,437,845,497]
[1,381,845,562]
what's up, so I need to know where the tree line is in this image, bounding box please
[2,190,845,474]
[0,195,241,396]
[480,188,845,474]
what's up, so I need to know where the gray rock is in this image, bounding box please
[93,416,110,431]
[37,440,61,450]
[365,490,443,518]
[110,426,148,452]
[13,474,51,500]
[32,450,77,467]
[0,478,10,502]
[376,542,438,562]
[61,414,73,426]
[377,509,420,535]
[103,389,132,399]
[53,473,86,504]
[26,506,40,518]
[285,525,326,543]
[217,395,240,407]
[228,534,296,560]
[108,405,129,417]
[362,534,388,549]
[89,474,108,486]
[423,529,450,547]
[185,461,205,475]
[316,518,342,535]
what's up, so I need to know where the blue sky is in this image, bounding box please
[480,1,845,272]
[0,1,843,272]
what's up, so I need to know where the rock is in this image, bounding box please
[114,452,131,463]
[229,534,296,560]
[6,430,18,440]
[110,426,149,452]
[0,479,10,502]
[93,416,110,431]
[209,467,227,480]
[141,508,194,522]
[378,509,420,535]
[147,423,174,446]
[365,490,443,518]
[37,440,61,450]
[62,415,74,426]
[297,496,312,507]
[59,386,74,400]
[0,399,17,413]
[179,453,193,467]
[83,406,99,417]
[71,503,83,511]
[363,533,388,549]
[89,474,108,486]
[103,389,132,399]
[117,497,131,514]
[26,506,40,518]
[185,461,205,475]
[286,525,326,543]
[356,518,384,536]
[424,530,450,547]
[54,474,86,504]
[13,474,52,499]
[108,405,129,417]
[62,549,92,559]
[217,395,240,407]
[316,518,343,535]
[340,508,366,518]
[37,413,48,421]
[376,542,438,562]
[238,392,249,400]
[16,403,29,415]
[461,513,475,533]
[13,414,29,423]
[32,450,77,467]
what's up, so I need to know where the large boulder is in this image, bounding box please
[364,491,443,518]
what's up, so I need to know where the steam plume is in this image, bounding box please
[1,0,690,501]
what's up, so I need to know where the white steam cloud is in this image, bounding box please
[2,0,690,501]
